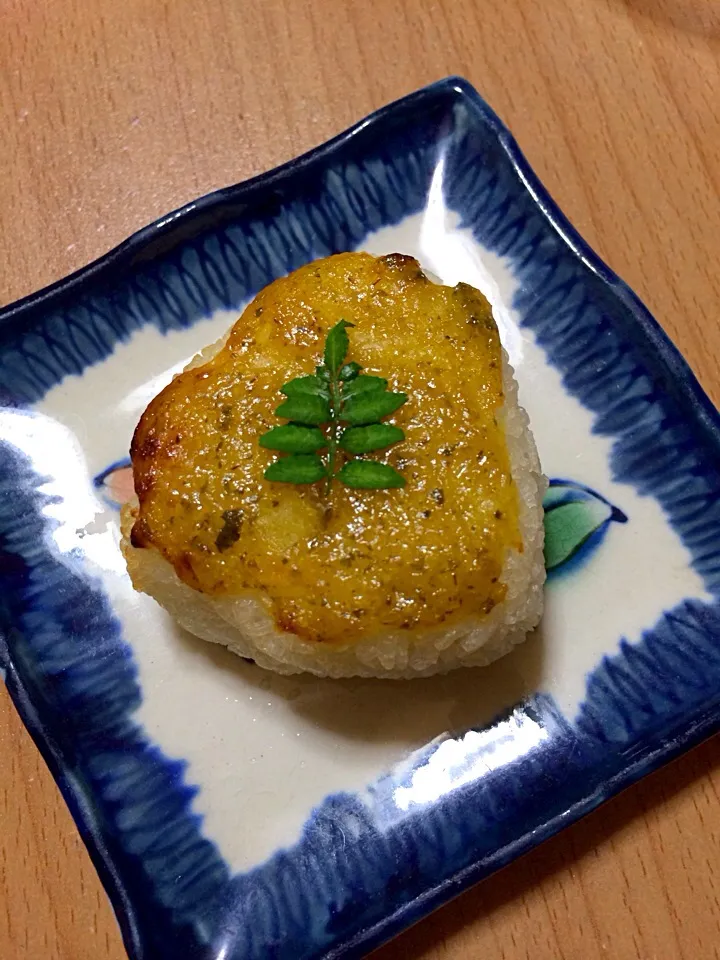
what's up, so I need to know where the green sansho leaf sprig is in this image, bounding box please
[259,320,407,491]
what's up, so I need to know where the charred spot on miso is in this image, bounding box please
[218,405,233,430]
[215,509,243,552]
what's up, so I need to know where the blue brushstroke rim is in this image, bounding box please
[1,76,719,959]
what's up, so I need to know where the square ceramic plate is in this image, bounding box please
[2,77,720,960]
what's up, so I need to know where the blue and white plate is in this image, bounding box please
[2,77,720,960]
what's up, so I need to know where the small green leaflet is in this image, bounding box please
[324,320,353,372]
[259,425,327,453]
[338,460,406,489]
[280,375,328,398]
[264,454,327,484]
[340,424,405,454]
[259,319,408,492]
[344,391,407,426]
[275,395,330,425]
[343,375,388,399]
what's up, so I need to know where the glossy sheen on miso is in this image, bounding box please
[131,252,520,643]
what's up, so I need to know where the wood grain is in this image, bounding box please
[1,0,720,957]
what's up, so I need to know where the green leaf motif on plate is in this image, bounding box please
[543,480,627,574]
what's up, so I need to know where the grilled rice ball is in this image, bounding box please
[121,251,546,677]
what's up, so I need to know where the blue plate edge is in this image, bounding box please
[4,625,719,960]
[1,75,720,960]
[332,705,720,959]
[460,81,720,455]
[0,78,462,326]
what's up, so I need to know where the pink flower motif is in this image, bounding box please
[94,458,134,509]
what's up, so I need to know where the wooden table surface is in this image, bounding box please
[2,1,720,957]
